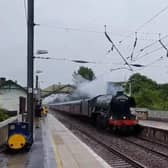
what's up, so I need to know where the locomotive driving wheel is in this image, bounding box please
[96,113,108,129]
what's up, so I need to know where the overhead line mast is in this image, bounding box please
[104,25,133,71]
[27,0,34,143]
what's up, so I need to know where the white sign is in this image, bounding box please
[28,88,33,93]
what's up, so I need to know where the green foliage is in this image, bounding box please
[125,73,158,94]
[74,66,96,81]
[125,73,168,110]
[0,109,9,122]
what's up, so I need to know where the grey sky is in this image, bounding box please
[1,0,168,88]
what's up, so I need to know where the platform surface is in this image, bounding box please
[139,120,168,131]
[43,113,112,168]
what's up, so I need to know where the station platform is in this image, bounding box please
[0,114,111,168]
[139,120,168,131]
[40,114,111,168]
[138,120,168,144]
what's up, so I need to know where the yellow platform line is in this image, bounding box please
[50,132,63,168]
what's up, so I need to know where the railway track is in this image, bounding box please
[123,137,168,159]
[136,136,168,148]
[51,111,145,168]
[51,111,168,168]
[74,126,145,168]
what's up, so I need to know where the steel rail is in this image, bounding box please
[72,126,145,168]
[123,137,168,159]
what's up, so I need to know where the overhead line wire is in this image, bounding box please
[136,5,168,31]
[38,24,103,34]
[134,43,168,61]
[139,34,168,52]
[34,56,128,66]
[34,56,104,64]
[135,56,164,71]
[37,24,159,41]
[119,4,168,43]
[145,56,163,67]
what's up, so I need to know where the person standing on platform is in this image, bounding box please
[35,102,42,128]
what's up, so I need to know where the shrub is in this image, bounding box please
[0,109,9,122]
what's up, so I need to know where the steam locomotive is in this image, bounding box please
[49,92,138,133]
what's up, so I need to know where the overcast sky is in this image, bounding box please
[1,0,168,88]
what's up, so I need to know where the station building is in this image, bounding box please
[0,78,27,114]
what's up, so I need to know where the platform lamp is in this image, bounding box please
[34,49,48,99]
[35,70,43,102]
[128,63,144,96]
[34,50,48,106]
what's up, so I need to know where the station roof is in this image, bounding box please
[0,78,26,93]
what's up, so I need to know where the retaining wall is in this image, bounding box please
[133,108,168,121]
[139,126,168,144]
[148,110,168,121]
[0,117,17,146]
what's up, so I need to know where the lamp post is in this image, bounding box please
[34,51,48,105]
[128,79,136,96]
[27,0,34,144]
[35,70,43,102]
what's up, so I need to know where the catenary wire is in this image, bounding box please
[34,56,123,66]
[134,43,168,61]
[37,23,159,41]
[139,34,168,52]
[134,56,164,71]
[39,56,119,65]
[119,5,168,43]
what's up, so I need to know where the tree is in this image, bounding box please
[125,73,168,110]
[73,66,96,82]
[125,73,158,95]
